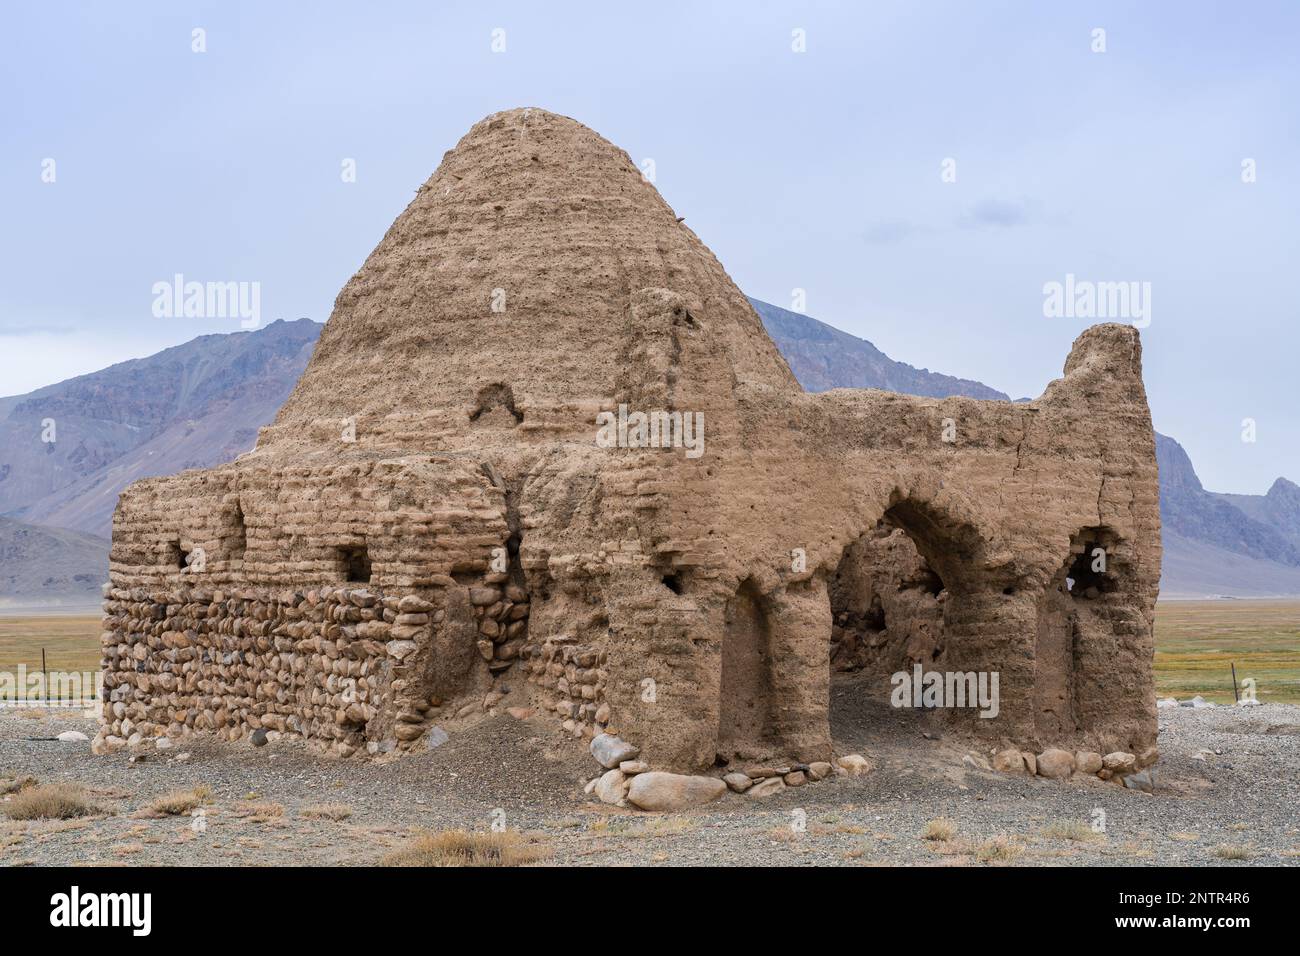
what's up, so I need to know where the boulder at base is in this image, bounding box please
[626,772,726,811]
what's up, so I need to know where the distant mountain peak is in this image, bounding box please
[1268,476,1300,497]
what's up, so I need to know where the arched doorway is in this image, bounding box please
[829,509,950,685]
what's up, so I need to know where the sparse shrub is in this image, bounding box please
[973,836,1022,863]
[150,787,209,816]
[300,803,352,822]
[635,815,692,838]
[922,818,957,842]
[237,801,284,818]
[1211,844,1253,861]
[381,829,549,867]
[3,783,96,820]
[1043,819,1101,842]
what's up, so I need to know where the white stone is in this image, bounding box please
[836,754,873,777]
[590,733,640,769]
[626,772,726,811]
[385,640,418,661]
[595,769,630,805]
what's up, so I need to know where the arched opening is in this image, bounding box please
[829,512,949,680]
[165,540,188,572]
[469,383,523,427]
[826,500,987,750]
[717,578,776,761]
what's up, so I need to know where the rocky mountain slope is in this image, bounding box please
[750,297,1009,400]
[0,319,319,539]
[1152,435,1300,598]
[1216,477,1300,555]
[0,516,108,610]
[1,301,1296,604]
[1155,434,1300,567]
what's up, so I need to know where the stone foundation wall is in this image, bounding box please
[96,578,533,757]
[519,635,608,738]
[98,584,432,755]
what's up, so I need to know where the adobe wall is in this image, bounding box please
[97,455,534,754]
[99,110,1162,788]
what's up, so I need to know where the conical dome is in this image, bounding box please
[258,108,797,455]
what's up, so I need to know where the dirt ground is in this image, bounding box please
[2,672,1297,866]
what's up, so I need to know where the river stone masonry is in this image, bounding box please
[100,108,1162,776]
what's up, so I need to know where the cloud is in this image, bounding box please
[959,198,1037,229]
[862,220,923,245]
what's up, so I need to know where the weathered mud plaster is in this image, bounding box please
[102,109,1161,769]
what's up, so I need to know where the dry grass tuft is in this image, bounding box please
[149,786,210,816]
[300,803,353,822]
[1043,819,1102,842]
[381,829,549,867]
[1211,843,1254,861]
[972,836,1022,863]
[922,818,957,842]
[634,815,693,838]
[3,783,97,820]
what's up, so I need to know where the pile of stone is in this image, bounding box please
[520,636,607,739]
[993,745,1159,791]
[586,733,873,811]
[468,582,530,674]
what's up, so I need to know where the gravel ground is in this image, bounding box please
[2,678,1297,867]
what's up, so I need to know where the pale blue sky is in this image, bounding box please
[2,1,1296,493]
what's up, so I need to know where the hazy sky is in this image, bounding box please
[2,1,1296,494]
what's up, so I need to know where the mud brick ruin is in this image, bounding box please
[100,109,1162,782]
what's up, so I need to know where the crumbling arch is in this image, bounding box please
[469,383,523,426]
[879,495,993,592]
[827,493,996,680]
[829,518,947,676]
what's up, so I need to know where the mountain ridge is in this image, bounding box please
[749,297,1010,401]
[0,318,319,538]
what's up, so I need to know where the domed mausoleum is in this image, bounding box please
[100,109,1162,774]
